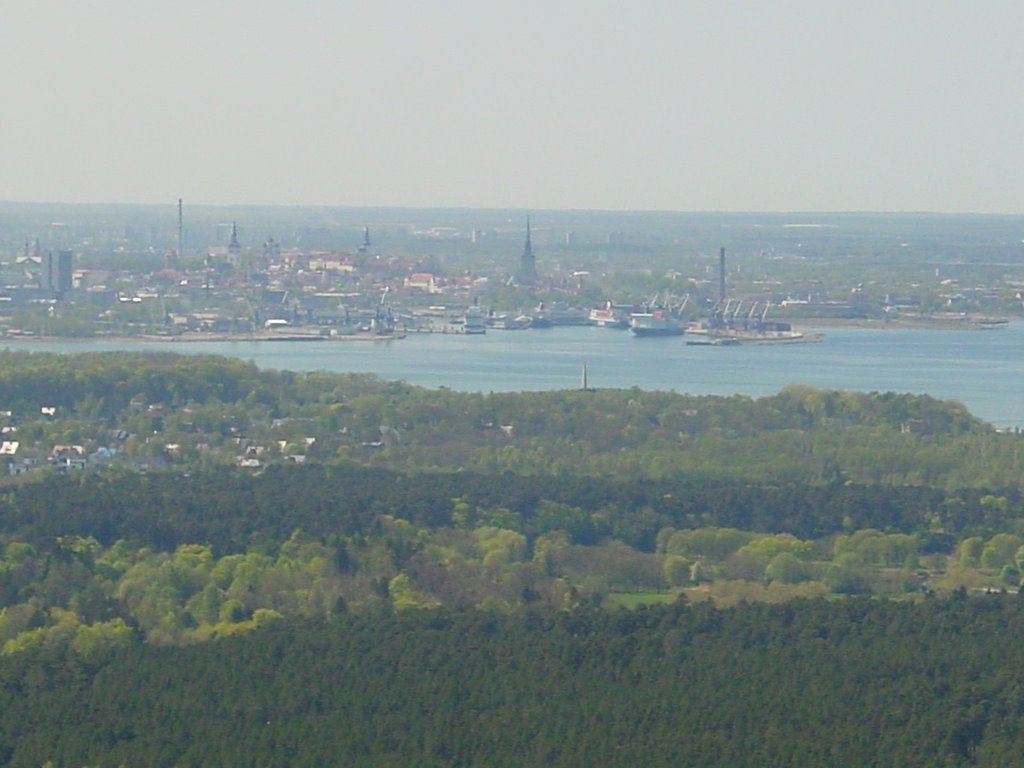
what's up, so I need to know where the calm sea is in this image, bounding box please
[4,324,1023,428]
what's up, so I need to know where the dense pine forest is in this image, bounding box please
[3,597,1024,766]
[3,349,1024,764]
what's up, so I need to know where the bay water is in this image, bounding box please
[3,324,1023,428]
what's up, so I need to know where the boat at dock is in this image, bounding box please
[588,301,630,329]
[462,308,487,334]
[488,313,532,330]
[629,293,688,337]
[261,334,327,342]
[686,336,739,346]
[687,299,821,344]
[976,317,1010,329]
[630,309,685,337]
[687,331,816,345]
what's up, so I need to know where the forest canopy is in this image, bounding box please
[2,596,1024,767]
[2,350,1024,764]
[0,351,1021,647]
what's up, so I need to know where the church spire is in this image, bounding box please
[516,216,538,285]
[228,221,241,254]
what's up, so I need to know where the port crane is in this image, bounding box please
[371,286,395,335]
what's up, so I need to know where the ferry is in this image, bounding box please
[462,308,487,334]
[588,301,630,329]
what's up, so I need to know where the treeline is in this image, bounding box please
[2,596,1024,767]
[8,516,1024,651]
[0,350,988,437]
[0,350,267,415]
[0,463,1022,652]
[1,464,1019,553]
[6,350,1023,488]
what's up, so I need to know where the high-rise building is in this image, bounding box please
[46,250,73,297]
[171,197,183,269]
[515,217,538,286]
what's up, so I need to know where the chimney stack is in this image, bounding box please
[719,247,726,304]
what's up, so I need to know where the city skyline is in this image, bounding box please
[3,1,1024,214]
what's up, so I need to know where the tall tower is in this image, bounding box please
[516,216,538,286]
[166,198,182,270]
[228,222,241,255]
[173,198,183,268]
[719,247,727,304]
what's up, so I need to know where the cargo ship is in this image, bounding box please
[629,309,685,337]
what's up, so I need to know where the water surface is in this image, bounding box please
[4,324,1022,427]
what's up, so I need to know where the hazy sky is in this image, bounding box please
[3,1,1023,213]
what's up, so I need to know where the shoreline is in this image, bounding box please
[0,314,1014,344]
[791,315,1012,331]
[0,331,408,344]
